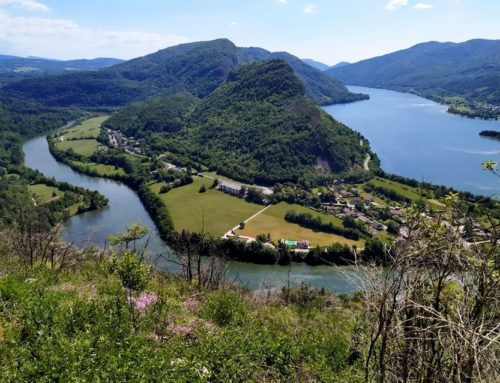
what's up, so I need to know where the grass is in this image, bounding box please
[55,138,104,157]
[355,189,387,207]
[28,184,63,204]
[70,161,127,177]
[151,177,263,237]
[54,116,109,156]
[0,252,362,382]
[238,202,364,248]
[63,116,109,140]
[369,177,425,201]
[365,177,445,210]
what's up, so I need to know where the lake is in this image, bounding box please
[23,86,499,294]
[324,86,500,196]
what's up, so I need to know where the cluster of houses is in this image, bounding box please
[473,101,500,114]
[106,128,143,155]
[321,184,395,233]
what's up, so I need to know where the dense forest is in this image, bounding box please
[243,48,368,104]
[327,39,500,115]
[2,39,365,108]
[105,59,375,185]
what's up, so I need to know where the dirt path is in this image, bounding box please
[363,154,371,171]
[222,205,271,239]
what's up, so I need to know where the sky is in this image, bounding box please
[0,0,498,65]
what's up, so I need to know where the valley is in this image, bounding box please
[0,2,499,380]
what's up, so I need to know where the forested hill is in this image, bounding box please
[243,48,368,105]
[326,39,500,106]
[2,39,364,108]
[106,59,374,185]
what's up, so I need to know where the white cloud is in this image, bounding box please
[0,10,190,59]
[275,0,288,4]
[414,2,433,10]
[303,4,316,13]
[229,21,238,27]
[0,0,50,12]
[385,0,408,11]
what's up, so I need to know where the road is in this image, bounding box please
[222,204,271,239]
[363,154,371,171]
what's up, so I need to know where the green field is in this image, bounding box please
[28,184,63,204]
[238,202,363,248]
[151,177,263,237]
[70,161,127,177]
[63,116,109,140]
[55,139,104,157]
[364,177,444,210]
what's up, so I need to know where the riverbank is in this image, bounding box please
[24,133,367,293]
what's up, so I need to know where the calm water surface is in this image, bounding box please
[25,87,496,293]
[23,134,358,293]
[324,86,500,196]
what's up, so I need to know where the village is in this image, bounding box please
[107,128,143,156]
[103,125,489,253]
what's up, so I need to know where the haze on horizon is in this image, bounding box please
[0,0,498,65]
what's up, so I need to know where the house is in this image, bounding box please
[296,240,311,250]
[370,221,387,231]
[218,180,244,196]
[389,209,403,217]
[362,194,374,203]
[357,215,371,224]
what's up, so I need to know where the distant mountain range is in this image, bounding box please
[301,59,330,71]
[104,59,374,184]
[1,39,367,108]
[330,61,350,69]
[0,55,123,82]
[327,39,500,107]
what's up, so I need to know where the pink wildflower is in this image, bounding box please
[128,292,158,310]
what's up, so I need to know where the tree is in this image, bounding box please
[359,199,499,383]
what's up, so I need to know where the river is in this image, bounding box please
[23,86,499,293]
[324,86,500,196]
[23,134,359,294]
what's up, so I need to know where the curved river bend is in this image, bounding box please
[23,135,359,294]
[24,87,499,293]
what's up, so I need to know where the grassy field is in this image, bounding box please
[365,177,444,210]
[63,116,109,140]
[238,202,364,248]
[54,116,109,156]
[151,177,263,237]
[70,161,127,177]
[55,139,104,157]
[28,184,63,204]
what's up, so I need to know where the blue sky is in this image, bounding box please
[0,0,498,64]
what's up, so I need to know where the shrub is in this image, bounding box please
[201,290,247,326]
[114,249,148,292]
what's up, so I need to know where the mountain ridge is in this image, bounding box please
[2,38,366,108]
[104,59,374,185]
[326,39,500,107]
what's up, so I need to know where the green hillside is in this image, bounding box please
[106,59,374,185]
[244,48,368,105]
[3,39,363,108]
[327,39,500,112]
